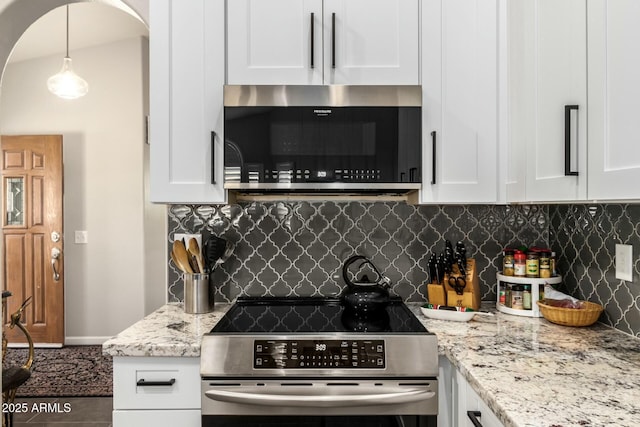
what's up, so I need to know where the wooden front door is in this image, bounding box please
[1,135,64,345]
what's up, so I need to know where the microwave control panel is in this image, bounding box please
[253,339,385,369]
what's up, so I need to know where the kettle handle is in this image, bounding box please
[342,255,385,288]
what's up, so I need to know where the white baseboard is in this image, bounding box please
[6,337,111,347]
[64,336,112,345]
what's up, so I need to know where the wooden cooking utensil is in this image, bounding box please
[188,238,205,274]
[172,240,194,274]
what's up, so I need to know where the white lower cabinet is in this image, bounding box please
[439,356,503,427]
[112,357,201,427]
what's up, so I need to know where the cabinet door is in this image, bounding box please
[438,356,456,427]
[587,0,640,200]
[149,0,226,203]
[509,0,587,202]
[323,0,419,85]
[420,0,498,203]
[113,409,200,427]
[227,0,323,85]
[456,369,504,427]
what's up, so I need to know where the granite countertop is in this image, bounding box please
[102,302,640,427]
[410,303,640,427]
[102,303,231,357]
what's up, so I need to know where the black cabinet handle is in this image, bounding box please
[211,131,216,184]
[332,13,336,68]
[310,13,315,69]
[137,378,176,387]
[400,172,406,182]
[431,131,437,185]
[467,410,483,427]
[564,105,579,176]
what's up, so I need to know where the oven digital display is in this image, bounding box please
[253,339,385,369]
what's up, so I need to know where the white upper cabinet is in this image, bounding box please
[587,0,640,200]
[149,0,227,203]
[420,0,499,203]
[508,0,588,202]
[508,0,640,202]
[226,0,419,85]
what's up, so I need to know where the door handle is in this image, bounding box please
[467,410,484,427]
[310,13,315,69]
[431,131,437,185]
[331,13,336,68]
[51,247,61,281]
[564,105,579,176]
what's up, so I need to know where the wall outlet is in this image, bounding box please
[74,230,88,244]
[615,244,633,281]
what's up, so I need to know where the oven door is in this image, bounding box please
[201,379,437,427]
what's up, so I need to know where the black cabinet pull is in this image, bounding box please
[310,13,315,69]
[467,410,483,427]
[400,172,406,182]
[137,378,176,387]
[431,131,437,185]
[211,131,216,184]
[564,105,579,176]
[332,13,336,68]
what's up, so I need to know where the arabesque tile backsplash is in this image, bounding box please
[167,202,639,337]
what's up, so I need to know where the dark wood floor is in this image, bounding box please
[8,397,112,426]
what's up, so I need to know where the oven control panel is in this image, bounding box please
[253,339,385,369]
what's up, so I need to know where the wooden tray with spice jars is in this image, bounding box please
[496,273,562,317]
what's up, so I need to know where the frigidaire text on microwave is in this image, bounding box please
[223,85,422,193]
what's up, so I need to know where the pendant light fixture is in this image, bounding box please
[47,5,89,99]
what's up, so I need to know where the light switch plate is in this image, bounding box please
[615,244,633,281]
[74,230,88,244]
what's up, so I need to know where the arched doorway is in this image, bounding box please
[0,0,164,347]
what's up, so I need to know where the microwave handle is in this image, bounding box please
[409,167,418,182]
[211,131,216,185]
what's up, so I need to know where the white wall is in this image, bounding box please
[0,36,165,343]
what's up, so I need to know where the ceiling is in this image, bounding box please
[8,2,148,64]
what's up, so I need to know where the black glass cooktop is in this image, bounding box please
[210,297,428,334]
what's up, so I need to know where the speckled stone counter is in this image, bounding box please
[102,303,230,357]
[102,302,640,427]
[410,303,640,427]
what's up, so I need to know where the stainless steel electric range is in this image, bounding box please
[200,297,438,427]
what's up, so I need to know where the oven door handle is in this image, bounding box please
[204,386,435,407]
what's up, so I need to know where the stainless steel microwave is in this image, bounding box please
[223,85,422,193]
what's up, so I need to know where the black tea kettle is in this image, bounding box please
[341,255,392,315]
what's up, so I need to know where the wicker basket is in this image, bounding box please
[536,300,603,327]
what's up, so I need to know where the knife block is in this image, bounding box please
[444,259,481,310]
[427,283,447,306]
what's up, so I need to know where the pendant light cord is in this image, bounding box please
[65,5,70,58]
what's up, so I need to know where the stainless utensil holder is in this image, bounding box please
[183,273,213,314]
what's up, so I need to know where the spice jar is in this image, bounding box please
[511,284,524,309]
[539,250,551,278]
[499,281,507,305]
[503,249,515,276]
[523,284,532,310]
[551,251,557,276]
[514,251,526,277]
[526,251,539,278]
[505,283,512,308]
